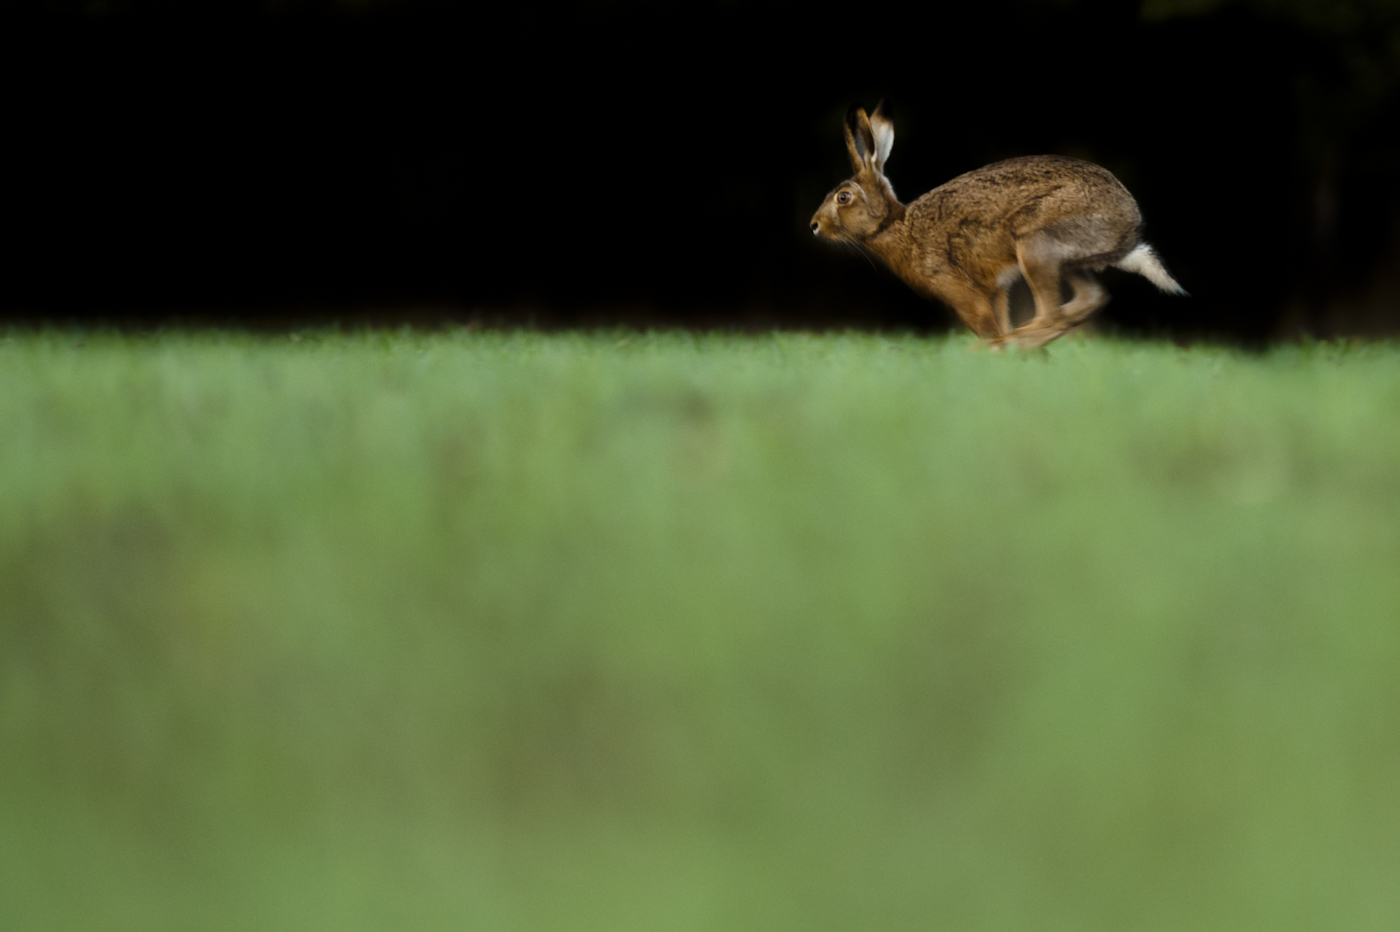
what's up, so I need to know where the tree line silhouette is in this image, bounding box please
[4,0,1398,340]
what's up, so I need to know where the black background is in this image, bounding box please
[4,0,1398,340]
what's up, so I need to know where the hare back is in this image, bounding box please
[910,155,1141,244]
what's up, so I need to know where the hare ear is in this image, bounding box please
[869,100,894,173]
[843,105,876,173]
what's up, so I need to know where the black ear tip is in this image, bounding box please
[844,103,864,126]
[873,99,892,119]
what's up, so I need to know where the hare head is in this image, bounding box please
[810,101,906,242]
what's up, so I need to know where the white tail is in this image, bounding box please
[1116,243,1186,295]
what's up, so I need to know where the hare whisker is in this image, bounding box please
[844,241,879,272]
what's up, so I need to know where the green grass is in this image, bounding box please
[3,328,1400,931]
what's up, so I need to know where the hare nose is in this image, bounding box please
[810,221,820,233]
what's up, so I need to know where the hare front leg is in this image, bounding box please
[938,281,1004,339]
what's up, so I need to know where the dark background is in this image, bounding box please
[3,0,1399,340]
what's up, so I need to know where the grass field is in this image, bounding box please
[3,328,1400,931]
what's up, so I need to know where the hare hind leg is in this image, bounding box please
[1061,270,1109,324]
[991,287,1013,335]
[987,235,1074,348]
[1001,273,1109,348]
[991,264,1022,334]
[1013,233,1071,325]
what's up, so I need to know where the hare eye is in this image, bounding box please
[837,192,852,204]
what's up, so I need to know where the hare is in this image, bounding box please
[810,102,1185,347]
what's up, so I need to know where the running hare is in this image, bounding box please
[810,102,1184,347]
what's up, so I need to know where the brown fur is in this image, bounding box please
[810,102,1183,347]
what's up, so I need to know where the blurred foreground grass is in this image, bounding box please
[3,329,1400,931]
